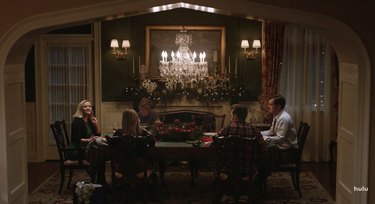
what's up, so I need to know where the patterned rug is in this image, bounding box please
[29,170,335,204]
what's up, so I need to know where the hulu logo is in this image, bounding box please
[353,186,368,192]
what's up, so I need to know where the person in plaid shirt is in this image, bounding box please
[218,104,271,202]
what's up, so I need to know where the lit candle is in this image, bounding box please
[132,56,135,74]
[235,57,237,75]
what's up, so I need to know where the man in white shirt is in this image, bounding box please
[261,94,298,149]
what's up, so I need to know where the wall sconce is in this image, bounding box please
[110,39,130,60]
[241,40,261,60]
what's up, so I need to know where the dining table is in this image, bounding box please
[149,140,216,185]
[87,131,279,186]
[87,132,217,185]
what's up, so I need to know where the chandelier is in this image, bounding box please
[159,28,208,89]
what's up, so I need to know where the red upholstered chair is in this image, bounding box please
[50,120,90,194]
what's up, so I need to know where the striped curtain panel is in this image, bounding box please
[278,26,338,161]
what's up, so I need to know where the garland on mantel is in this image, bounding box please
[122,78,250,105]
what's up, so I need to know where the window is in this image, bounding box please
[48,42,92,137]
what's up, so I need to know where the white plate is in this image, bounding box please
[203,132,218,137]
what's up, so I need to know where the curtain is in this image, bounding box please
[258,22,285,123]
[48,44,89,143]
[278,26,338,161]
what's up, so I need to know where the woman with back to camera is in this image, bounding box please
[70,99,107,185]
[113,108,156,144]
[112,108,156,184]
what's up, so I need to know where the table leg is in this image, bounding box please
[158,160,166,186]
[189,160,196,185]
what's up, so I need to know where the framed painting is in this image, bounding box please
[145,25,226,78]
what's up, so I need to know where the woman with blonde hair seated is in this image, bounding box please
[109,109,155,201]
[70,99,107,185]
[114,108,155,141]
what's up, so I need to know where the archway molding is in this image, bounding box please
[0,0,370,203]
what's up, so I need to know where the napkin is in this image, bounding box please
[95,137,108,146]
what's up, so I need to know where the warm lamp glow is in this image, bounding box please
[122,40,130,48]
[110,39,119,48]
[241,39,261,60]
[241,40,250,49]
[252,40,261,49]
[159,28,208,89]
[110,39,130,59]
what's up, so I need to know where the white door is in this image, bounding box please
[336,63,358,203]
[36,36,93,160]
[4,64,28,203]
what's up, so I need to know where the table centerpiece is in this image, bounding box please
[149,119,205,142]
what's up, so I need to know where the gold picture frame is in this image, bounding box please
[145,25,226,77]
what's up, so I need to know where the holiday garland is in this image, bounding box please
[122,78,250,105]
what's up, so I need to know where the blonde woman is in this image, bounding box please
[71,99,101,147]
[71,99,106,185]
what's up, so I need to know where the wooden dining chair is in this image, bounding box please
[107,135,155,203]
[267,121,310,197]
[212,135,258,203]
[50,120,90,194]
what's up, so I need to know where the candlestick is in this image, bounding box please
[228,56,231,74]
[138,56,141,73]
[213,50,218,62]
[235,57,237,75]
[132,56,135,74]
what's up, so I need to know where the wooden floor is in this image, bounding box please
[28,161,336,199]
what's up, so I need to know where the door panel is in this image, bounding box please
[336,63,357,203]
[26,102,38,161]
[36,37,93,160]
[4,64,27,203]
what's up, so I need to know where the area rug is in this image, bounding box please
[29,170,335,204]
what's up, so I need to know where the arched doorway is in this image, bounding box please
[0,1,370,203]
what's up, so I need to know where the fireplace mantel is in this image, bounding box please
[100,100,262,134]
